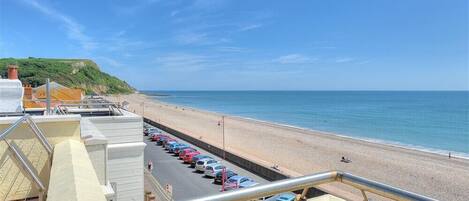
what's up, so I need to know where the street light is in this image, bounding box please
[219,115,226,160]
[222,115,225,160]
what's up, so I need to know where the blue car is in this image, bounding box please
[224,176,258,190]
[168,143,183,153]
[165,141,178,150]
[174,144,190,155]
[267,192,297,201]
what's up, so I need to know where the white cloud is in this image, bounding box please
[335,57,354,63]
[274,54,318,64]
[239,24,262,32]
[22,0,97,51]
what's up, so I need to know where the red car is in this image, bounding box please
[152,134,168,141]
[183,151,201,163]
[179,148,197,160]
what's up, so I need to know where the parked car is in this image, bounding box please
[173,144,190,155]
[151,134,167,141]
[204,163,226,178]
[160,136,174,145]
[148,131,161,138]
[164,141,178,150]
[183,152,201,163]
[266,192,297,201]
[167,143,182,153]
[214,170,237,184]
[162,138,177,148]
[144,128,159,136]
[156,136,170,145]
[224,176,258,190]
[190,155,212,167]
[179,148,197,159]
[195,158,219,172]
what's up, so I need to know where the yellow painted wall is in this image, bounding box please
[0,116,81,200]
[47,140,106,201]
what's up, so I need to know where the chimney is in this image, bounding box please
[8,64,19,80]
[24,84,33,100]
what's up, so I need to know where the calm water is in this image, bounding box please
[143,91,469,157]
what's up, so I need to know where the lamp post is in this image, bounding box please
[222,115,225,160]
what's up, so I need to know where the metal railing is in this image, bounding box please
[0,114,53,200]
[53,102,123,116]
[187,171,437,201]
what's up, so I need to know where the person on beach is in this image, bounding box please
[341,156,351,163]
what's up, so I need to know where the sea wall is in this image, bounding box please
[144,117,325,198]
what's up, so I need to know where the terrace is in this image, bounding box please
[0,100,145,201]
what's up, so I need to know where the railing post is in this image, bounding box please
[360,189,368,201]
[46,78,51,115]
[300,187,309,200]
[25,115,53,155]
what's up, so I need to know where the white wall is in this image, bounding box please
[107,143,145,201]
[84,112,142,144]
[85,144,107,185]
[84,112,145,201]
[0,79,23,112]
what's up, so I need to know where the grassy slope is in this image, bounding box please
[0,57,134,94]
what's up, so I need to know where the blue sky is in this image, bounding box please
[0,0,467,90]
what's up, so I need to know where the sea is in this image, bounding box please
[142,91,469,158]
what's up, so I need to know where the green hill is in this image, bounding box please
[0,58,134,94]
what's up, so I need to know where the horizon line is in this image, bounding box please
[137,89,469,92]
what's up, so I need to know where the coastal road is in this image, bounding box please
[143,125,268,201]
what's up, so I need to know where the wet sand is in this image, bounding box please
[108,93,469,201]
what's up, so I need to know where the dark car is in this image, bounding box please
[214,170,237,184]
[157,136,170,145]
[190,155,212,168]
[144,127,159,136]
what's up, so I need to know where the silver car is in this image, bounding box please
[204,163,226,178]
[195,158,219,172]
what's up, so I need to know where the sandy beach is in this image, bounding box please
[108,93,469,201]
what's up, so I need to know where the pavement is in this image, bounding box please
[143,125,268,201]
